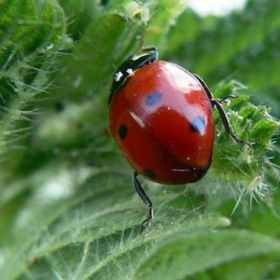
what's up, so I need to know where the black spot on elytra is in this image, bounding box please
[119,124,128,140]
[145,92,162,106]
[190,116,207,134]
[143,169,156,180]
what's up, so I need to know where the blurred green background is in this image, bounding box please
[0,0,279,279]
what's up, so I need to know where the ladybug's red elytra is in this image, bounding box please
[108,46,250,232]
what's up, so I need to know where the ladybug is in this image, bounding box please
[109,46,250,231]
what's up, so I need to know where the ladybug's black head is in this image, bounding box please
[108,46,158,104]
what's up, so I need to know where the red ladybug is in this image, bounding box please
[109,47,250,231]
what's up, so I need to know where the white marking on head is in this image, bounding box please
[114,71,123,82]
[126,68,134,75]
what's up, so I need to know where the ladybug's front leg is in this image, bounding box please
[132,171,154,232]
[194,74,251,147]
[211,99,251,147]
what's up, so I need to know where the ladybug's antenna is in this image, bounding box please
[136,27,146,51]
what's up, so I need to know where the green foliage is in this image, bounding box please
[0,0,279,279]
[135,231,280,280]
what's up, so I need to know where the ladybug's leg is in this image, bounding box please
[132,171,154,232]
[194,74,251,147]
[212,100,251,147]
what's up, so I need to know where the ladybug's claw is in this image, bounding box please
[140,206,154,233]
[230,132,252,147]
[217,95,238,104]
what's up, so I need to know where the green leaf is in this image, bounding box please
[52,14,135,101]
[0,0,66,174]
[0,0,65,68]
[1,168,229,279]
[145,0,188,50]
[58,0,102,41]
[135,231,280,280]
[0,1,279,279]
